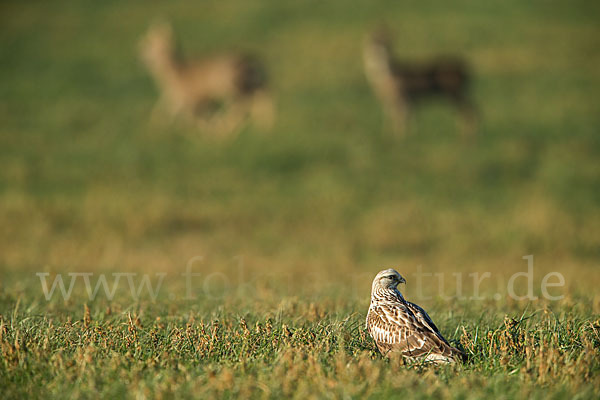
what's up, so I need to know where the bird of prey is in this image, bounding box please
[366,268,465,363]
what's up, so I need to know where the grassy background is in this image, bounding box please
[1,0,599,398]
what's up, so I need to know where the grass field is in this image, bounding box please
[1,0,599,398]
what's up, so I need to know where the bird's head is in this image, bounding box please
[372,268,406,292]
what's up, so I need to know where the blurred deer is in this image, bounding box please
[363,28,477,137]
[140,22,274,135]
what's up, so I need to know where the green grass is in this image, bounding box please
[1,0,599,398]
[1,302,598,398]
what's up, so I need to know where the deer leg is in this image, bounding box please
[385,93,409,137]
[149,95,179,127]
[455,96,478,138]
[249,89,275,131]
[189,98,230,135]
[219,97,251,136]
[195,97,248,137]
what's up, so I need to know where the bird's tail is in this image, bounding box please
[451,343,468,363]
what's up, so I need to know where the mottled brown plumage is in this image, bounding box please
[366,268,465,363]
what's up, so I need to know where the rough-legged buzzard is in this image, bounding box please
[366,268,465,363]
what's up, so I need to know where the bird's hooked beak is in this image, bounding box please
[398,276,406,285]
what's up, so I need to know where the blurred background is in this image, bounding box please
[0,0,599,307]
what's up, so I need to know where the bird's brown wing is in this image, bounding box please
[367,303,462,362]
[406,301,447,342]
[406,301,466,361]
